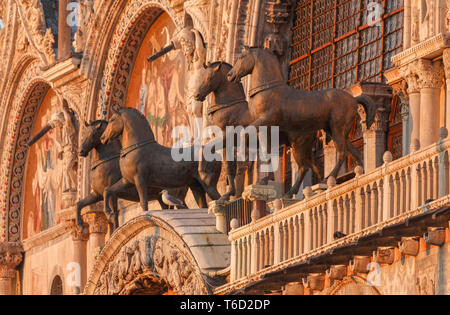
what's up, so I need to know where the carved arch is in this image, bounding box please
[84,213,210,295]
[327,276,381,295]
[80,0,184,123]
[0,58,51,242]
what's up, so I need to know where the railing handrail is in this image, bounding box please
[229,137,450,242]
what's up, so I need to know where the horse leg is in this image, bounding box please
[76,192,102,232]
[134,175,148,212]
[326,134,348,180]
[284,166,309,198]
[189,179,207,208]
[220,160,237,201]
[104,178,133,226]
[346,138,363,168]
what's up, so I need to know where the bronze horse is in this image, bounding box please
[227,47,377,179]
[77,120,188,232]
[100,108,221,214]
[196,61,321,198]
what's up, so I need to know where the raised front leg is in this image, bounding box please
[76,192,103,233]
[220,159,237,201]
[104,178,134,229]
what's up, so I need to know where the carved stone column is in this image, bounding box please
[443,49,450,130]
[82,210,108,277]
[351,83,393,172]
[242,185,277,222]
[401,102,411,156]
[58,0,71,59]
[400,62,421,151]
[416,59,444,148]
[404,0,412,49]
[0,242,23,295]
[70,224,88,295]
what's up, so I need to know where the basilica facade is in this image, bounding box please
[0,0,448,295]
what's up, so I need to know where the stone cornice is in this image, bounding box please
[392,33,450,68]
[41,57,82,86]
[22,223,72,252]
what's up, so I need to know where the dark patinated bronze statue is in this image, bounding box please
[77,120,188,232]
[100,108,221,214]
[227,47,377,180]
[196,61,321,198]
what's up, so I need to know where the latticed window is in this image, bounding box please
[290,0,404,91]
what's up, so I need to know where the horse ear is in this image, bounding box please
[112,106,121,115]
[84,120,89,127]
[213,62,222,73]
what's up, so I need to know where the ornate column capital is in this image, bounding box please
[242,185,277,202]
[82,211,108,235]
[399,62,421,94]
[416,59,444,89]
[0,242,23,279]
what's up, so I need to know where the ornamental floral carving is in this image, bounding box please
[0,242,23,278]
[16,0,56,65]
[416,59,444,89]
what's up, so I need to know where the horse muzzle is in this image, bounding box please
[227,71,239,83]
[195,92,206,102]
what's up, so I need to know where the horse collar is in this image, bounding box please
[121,139,157,158]
[91,154,121,171]
[208,98,247,115]
[249,80,284,98]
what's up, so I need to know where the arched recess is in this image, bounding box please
[0,58,51,242]
[84,212,217,295]
[327,276,381,295]
[81,0,185,123]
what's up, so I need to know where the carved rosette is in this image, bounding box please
[0,242,23,279]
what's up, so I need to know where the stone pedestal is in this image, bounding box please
[82,210,108,276]
[0,242,23,295]
[242,185,277,222]
[208,200,229,234]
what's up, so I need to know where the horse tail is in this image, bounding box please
[355,94,377,130]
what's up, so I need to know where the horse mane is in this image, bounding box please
[118,107,156,139]
[208,61,233,70]
[119,107,148,121]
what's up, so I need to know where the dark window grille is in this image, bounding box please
[290,0,404,91]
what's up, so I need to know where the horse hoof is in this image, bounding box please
[219,195,231,202]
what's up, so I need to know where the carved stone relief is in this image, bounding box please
[94,237,207,295]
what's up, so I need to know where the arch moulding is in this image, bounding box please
[84,213,210,295]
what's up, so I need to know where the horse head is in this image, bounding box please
[79,120,108,157]
[227,46,255,83]
[195,62,226,102]
[100,108,124,145]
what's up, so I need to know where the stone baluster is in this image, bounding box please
[326,177,337,243]
[229,219,239,281]
[83,210,108,277]
[0,242,23,295]
[437,127,449,198]
[250,233,259,274]
[382,152,394,221]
